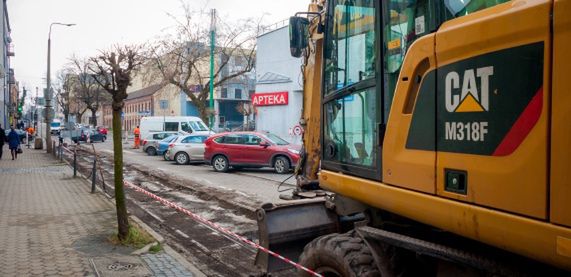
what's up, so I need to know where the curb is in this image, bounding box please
[130,216,165,244]
[60,152,206,277]
[130,216,205,277]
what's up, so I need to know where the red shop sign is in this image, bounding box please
[252,91,288,106]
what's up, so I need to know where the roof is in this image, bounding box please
[257,72,291,84]
[126,84,163,100]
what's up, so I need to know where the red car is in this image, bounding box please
[204,131,300,174]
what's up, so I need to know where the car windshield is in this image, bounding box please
[264,133,289,145]
[50,123,60,127]
[189,121,208,131]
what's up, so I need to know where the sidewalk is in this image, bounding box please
[0,148,202,277]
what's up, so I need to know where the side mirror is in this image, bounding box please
[289,16,310,58]
[260,141,270,148]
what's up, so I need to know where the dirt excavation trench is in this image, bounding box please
[59,147,296,276]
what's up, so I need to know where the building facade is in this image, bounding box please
[254,25,303,144]
[1,0,14,128]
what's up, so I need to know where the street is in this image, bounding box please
[56,135,299,276]
[78,135,296,207]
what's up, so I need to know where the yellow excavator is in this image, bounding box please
[255,0,571,275]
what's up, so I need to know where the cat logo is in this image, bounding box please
[445,66,494,113]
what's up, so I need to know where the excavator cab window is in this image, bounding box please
[322,0,380,179]
[381,0,436,121]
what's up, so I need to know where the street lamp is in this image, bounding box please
[46,22,75,153]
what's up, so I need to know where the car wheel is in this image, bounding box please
[146,147,157,156]
[212,155,229,172]
[163,152,169,161]
[175,152,189,165]
[274,156,290,174]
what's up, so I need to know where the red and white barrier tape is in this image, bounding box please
[61,146,74,153]
[124,180,323,277]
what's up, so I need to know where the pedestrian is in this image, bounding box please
[7,126,21,160]
[133,125,141,149]
[0,124,6,160]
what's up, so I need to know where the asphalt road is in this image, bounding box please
[73,136,296,205]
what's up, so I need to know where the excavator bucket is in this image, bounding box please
[255,200,339,273]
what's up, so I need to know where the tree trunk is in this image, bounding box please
[197,101,209,125]
[112,108,130,240]
[91,109,98,127]
[64,112,69,126]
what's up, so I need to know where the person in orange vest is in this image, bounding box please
[27,126,34,137]
[133,126,141,149]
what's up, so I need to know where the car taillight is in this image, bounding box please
[168,143,175,148]
[142,140,147,146]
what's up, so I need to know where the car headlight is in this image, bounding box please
[288,148,300,155]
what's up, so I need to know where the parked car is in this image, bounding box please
[157,135,182,160]
[71,129,106,143]
[142,131,183,156]
[166,135,210,165]
[204,132,300,174]
[96,127,108,139]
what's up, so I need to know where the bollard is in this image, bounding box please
[59,145,63,161]
[73,150,77,178]
[91,158,97,193]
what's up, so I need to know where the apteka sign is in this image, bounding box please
[252,92,288,106]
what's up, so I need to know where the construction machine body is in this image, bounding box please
[256,0,571,274]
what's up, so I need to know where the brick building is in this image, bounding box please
[123,84,162,131]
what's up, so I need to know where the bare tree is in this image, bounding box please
[88,45,145,241]
[146,4,259,124]
[69,56,111,127]
[236,102,255,131]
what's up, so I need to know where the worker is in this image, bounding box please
[133,125,141,149]
[27,126,34,137]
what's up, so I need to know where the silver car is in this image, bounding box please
[142,131,183,156]
[167,135,209,165]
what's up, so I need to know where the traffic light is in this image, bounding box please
[17,104,22,113]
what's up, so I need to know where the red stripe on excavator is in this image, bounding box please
[493,87,543,156]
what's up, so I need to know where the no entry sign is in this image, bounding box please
[252,92,288,106]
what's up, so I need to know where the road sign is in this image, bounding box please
[159,100,169,110]
[293,125,303,136]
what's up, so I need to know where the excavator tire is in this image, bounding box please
[298,230,381,277]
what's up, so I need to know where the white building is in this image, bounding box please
[254,23,303,144]
[0,0,13,128]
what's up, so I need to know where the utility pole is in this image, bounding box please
[209,9,216,129]
[46,22,75,153]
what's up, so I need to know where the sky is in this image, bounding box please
[8,0,309,94]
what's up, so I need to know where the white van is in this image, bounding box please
[50,119,63,135]
[139,116,214,139]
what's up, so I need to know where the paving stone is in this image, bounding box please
[0,149,199,277]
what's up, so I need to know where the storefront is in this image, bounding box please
[254,25,303,144]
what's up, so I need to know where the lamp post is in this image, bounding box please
[46,22,75,153]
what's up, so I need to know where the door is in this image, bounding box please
[321,0,381,180]
[241,134,271,165]
[434,0,550,218]
[381,0,438,193]
[220,134,247,164]
[187,136,208,160]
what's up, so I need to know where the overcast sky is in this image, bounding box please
[8,0,308,94]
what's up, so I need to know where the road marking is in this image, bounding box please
[175,229,190,239]
[101,149,140,155]
[143,209,165,223]
[190,239,210,253]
